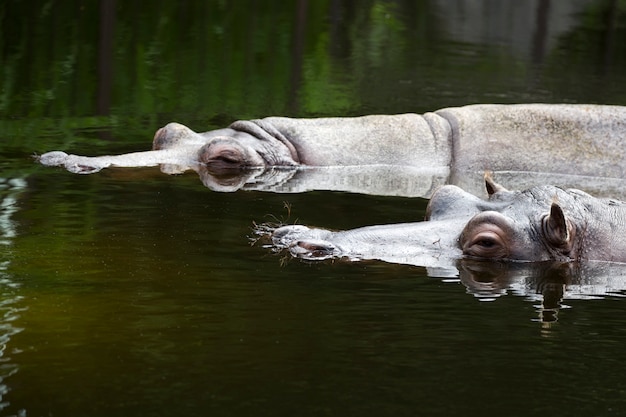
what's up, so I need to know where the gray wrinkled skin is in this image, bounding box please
[37,104,626,197]
[259,177,626,274]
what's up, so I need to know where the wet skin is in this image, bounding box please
[263,175,626,267]
[38,104,626,196]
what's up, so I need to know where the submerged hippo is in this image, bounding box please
[259,174,626,272]
[38,104,626,197]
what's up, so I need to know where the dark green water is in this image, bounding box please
[3,1,626,416]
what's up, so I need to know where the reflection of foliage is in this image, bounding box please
[1,0,626,149]
[301,31,357,115]
[543,0,626,103]
[362,2,406,68]
[1,2,301,125]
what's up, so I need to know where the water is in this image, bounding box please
[3,1,626,416]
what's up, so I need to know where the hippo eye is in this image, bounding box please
[214,152,240,164]
[464,231,508,259]
[475,237,497,248]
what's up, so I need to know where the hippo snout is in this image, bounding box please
[270,225,341,260]
[288,239,339,260]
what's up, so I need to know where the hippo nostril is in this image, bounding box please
[297,241,327,251]
[292,240,336,259]
[265,227,338,260]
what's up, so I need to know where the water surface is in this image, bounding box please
[2,1,626,416]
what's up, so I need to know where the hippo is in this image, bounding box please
[38,104,626,197]
[258,174,626,274]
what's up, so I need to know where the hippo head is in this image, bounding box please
[456,175,626,263]
[153,121,299,171]
[262,174,626,268]
[457,178,580,262]
[39,121,300,178]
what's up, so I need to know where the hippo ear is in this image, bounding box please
[484,171,509,196]
[542,202,574,252]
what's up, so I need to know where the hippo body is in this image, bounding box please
[262,176,626,274]
[38,104,626,197]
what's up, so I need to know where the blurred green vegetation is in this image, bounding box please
[1,0,626,150]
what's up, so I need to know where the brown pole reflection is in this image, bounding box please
[97,0,115,117]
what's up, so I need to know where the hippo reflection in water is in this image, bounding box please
[259,174,626,273]
[458,259,626,323]
[38,104,626,198]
